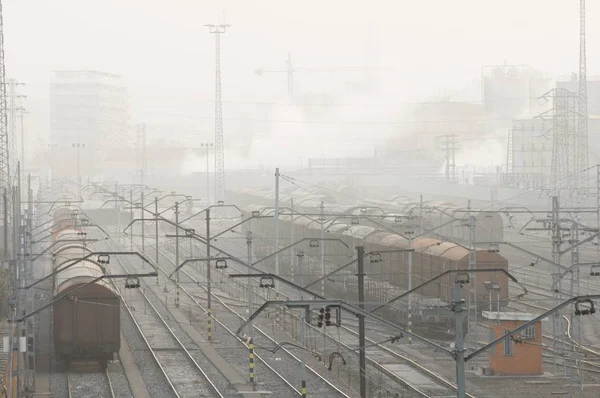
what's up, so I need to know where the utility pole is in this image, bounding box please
[274,167,280,292]
[453,280,467,398]
[138,123,147,186]
[206,208,212,340]
[141,192,144,266]
[407,225,413,345]
[3,188,7,264]
[246,232,254,343]
[129,190,133,251]
[437,134,458,183]
[357,245,366,398]
[597,164,600,259]
[175,201,180,308]
[18,106,26,171]
[205,22,230,203]
[299,302,307,398]
[551,195,563,374]
[290,198,295,282]
[320,200,325,298]
[155,197,159,286]
[297,250,304,300]
[201,142,213,205]
[467,200,477,346]
[569,220,583,394]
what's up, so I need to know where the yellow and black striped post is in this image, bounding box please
[207,308,212,341]
[248,338,255,382]
[301,380,306,397]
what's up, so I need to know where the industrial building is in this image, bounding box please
[49,70,129,177]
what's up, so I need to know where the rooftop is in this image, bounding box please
[482,311,537,322]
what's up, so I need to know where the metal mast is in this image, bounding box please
[205,22,230,203]
[0,0,10,264]
[577,0,588,195]
[543,88,579,197]
[8,79,15,173]
[137,123,146,186]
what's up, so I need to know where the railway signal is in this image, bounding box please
[259,276,275,288]
[125,277,141,289]
[317,308,324,328]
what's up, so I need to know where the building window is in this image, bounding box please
[521,325,536,339]
[504,329,513,356]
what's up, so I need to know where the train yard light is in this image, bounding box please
[590,265,600,277]
[217,200,224,206]
[351,217,360,225]
[309,239,319,248]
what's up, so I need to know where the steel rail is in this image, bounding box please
[150,234,464,397]
[95,240,180,398]
[141,238,350,398]
[104,239,225,398]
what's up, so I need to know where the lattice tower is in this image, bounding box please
[8,78,15,174]
[577,0,589,195]
[0,0,9,263]
[205,23,230,202]
[549,88,579,197]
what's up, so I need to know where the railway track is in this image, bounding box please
[147,232,475,398]
[98,238,225,398]
[67,372,113,398]
[132,236,352,397]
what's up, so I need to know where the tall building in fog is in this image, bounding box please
[482,64,551,120]
[50,70,129,149]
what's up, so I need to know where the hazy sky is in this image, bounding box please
[4,0,599,167]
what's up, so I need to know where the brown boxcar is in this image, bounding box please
[52,237,119,365]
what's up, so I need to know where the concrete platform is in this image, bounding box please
[119,332,150,398]
[168,302,262,398]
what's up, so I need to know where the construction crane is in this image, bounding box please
[255,53,395,98]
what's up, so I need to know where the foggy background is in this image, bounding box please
[5,0,599,171]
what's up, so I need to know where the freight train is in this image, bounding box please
[225,187,509,339]
[51,208,120,369]
[228,187,505,246]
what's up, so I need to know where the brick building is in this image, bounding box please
[482,311,542,376]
